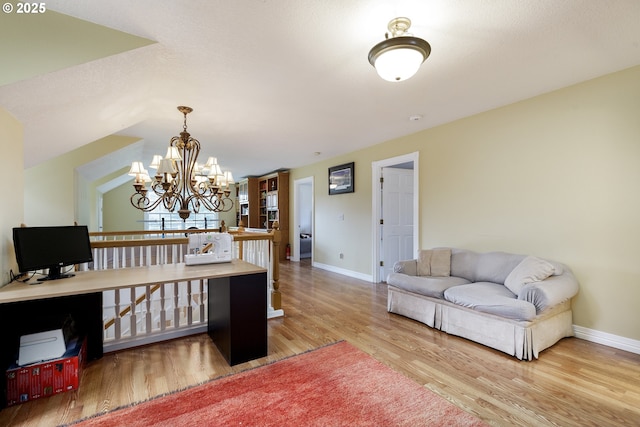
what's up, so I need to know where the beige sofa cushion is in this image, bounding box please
[417,250,432,276]
[387,273,470,299]
[417,249,451,277]
[444,282,537,321]
[504,256,555,295]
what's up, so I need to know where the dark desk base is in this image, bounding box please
[207,272,267,365]
[0,292,103,407]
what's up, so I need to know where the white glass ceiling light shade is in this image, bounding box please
[368,17,431,82]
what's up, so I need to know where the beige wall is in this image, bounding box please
[0,108,24,285]
[290,65,640,341]
[24,135,140,227]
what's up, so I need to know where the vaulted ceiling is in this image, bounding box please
[1,1,640,181]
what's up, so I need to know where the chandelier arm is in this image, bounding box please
[183,191,235,214]
[185,138,200,192]
[163,190,182,212]
[131,192,166,212]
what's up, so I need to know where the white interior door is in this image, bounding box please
[381,167,414,281]
[293,177,313,262]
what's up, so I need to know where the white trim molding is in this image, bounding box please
[371,152,420,283]
[573,325,640,355]
[312,262,373,282]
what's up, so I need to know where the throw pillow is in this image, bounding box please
[430,248,452,277]
[504,256,555,295]
[417,250,432,276]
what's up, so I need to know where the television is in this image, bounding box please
[13,225,94,281]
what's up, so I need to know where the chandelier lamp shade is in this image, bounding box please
[129,106,234,220]
[368,17,431,82]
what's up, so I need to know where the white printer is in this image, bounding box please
[18,329,67,366]
[184,232,233,265]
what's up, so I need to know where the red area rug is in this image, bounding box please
[72,341,486,426]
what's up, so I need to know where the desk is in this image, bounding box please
[0,260,267,405]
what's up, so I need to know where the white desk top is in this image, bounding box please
[0,260,266,304]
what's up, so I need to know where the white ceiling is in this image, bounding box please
[1,0,640,181]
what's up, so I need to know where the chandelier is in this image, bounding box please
[368,17,431,82]
[129,106,234,220]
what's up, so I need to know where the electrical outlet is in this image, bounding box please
[339,253,344,259]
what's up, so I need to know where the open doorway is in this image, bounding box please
[293,176,314,262]
[372,152,419,282]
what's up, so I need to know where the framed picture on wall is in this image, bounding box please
[328,162,354,195]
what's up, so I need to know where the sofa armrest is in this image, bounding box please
[518,267,579,312]
[393,259,417,276]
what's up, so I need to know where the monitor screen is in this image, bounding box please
[13,225,93,281]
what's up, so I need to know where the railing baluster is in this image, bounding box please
[114,247,119,269]
[145,285,152,334]
[199,279,205,323]
[173,282,180,328]
[130,287,137,337]
[187,281,193,326]
[114,289,121,340]
[160,283,166,331]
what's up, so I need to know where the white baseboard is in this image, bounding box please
[268,308,284,319]
[573,325,640,355]
[312,262,373,282]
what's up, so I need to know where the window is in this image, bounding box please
[144,193,220,231]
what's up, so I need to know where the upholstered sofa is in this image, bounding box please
[386,248,579,360]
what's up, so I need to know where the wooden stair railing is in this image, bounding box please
[90,225,283,340]
[103,284,161,330]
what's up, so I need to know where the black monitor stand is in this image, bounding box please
[39,266,75,281]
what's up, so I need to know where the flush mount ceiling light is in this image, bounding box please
[368,17,431,82]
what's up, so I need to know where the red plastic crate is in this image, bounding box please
[6,337,86,406]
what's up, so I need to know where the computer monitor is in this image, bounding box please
[13,225,94,281]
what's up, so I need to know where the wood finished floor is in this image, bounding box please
[1,259,639,426]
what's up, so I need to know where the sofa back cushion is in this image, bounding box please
[504,256,556,295]
[450,248,525,284]
[417,248,451,276]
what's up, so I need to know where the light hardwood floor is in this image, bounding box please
[1,260,639,426]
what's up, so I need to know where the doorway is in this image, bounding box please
[293,176,314,262]
[372,152,419,282]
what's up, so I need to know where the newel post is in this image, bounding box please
[271,221,281,310]
[237,220,245,259]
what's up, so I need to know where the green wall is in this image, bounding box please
[23,135,141,228]
[290,65,640,341]
[102,181,144,231]
[0,108,24,285]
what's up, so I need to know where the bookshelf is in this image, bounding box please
[237,177,259,228]
[237,171,289,260]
